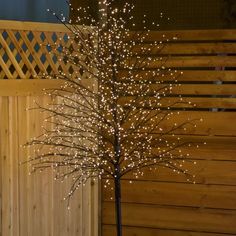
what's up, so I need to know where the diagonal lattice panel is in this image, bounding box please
[0,25,82,79]
[8,30,37,78]
[0,30,25,79]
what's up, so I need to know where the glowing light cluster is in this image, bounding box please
[27,1,202,199]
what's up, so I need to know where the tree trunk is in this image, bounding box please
[114,177,122,236]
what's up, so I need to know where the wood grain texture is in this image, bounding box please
[103,225,236,236]
[103,181,236,209]
[132,43,236,55]
[129,29,236,41]
[0,98,2,236]
[118,70,236,82]
[127,56,236,68]
[119,97,236,109]
[0,96,98,236]
[103,29,236,236]
[0,79,65,96]
[122,84,236,95]
[1,97,11,236]
[122,111,236,136]
[103,202,236,234]
[124,159,236,185]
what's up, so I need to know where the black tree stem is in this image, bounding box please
[114,177,122,236]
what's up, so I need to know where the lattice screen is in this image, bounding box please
[0,28,82,79]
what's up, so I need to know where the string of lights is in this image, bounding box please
[26,1,203,236]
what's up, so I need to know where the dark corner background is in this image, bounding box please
[1,0,236,29]
[70,0,236,30]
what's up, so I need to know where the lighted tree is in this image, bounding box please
[27,2,201,236]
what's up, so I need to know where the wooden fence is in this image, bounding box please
[102,30,236,235]
[0,20,99,236]
[1,19,236,236]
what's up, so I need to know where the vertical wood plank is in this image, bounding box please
[83,180,91,236]
[1,93,98,236]
[9,96,19,236]
[30,96,44,236]
[53,179,70,236]
[1,97,12,236]
[52,96,71,236]
[68,185,83,236]
[35,96,42,236]
[41,96,53,236]
[27,96,34,236]
[0,97,3,236]
[18,96,29,236]
[92,179,100,236]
